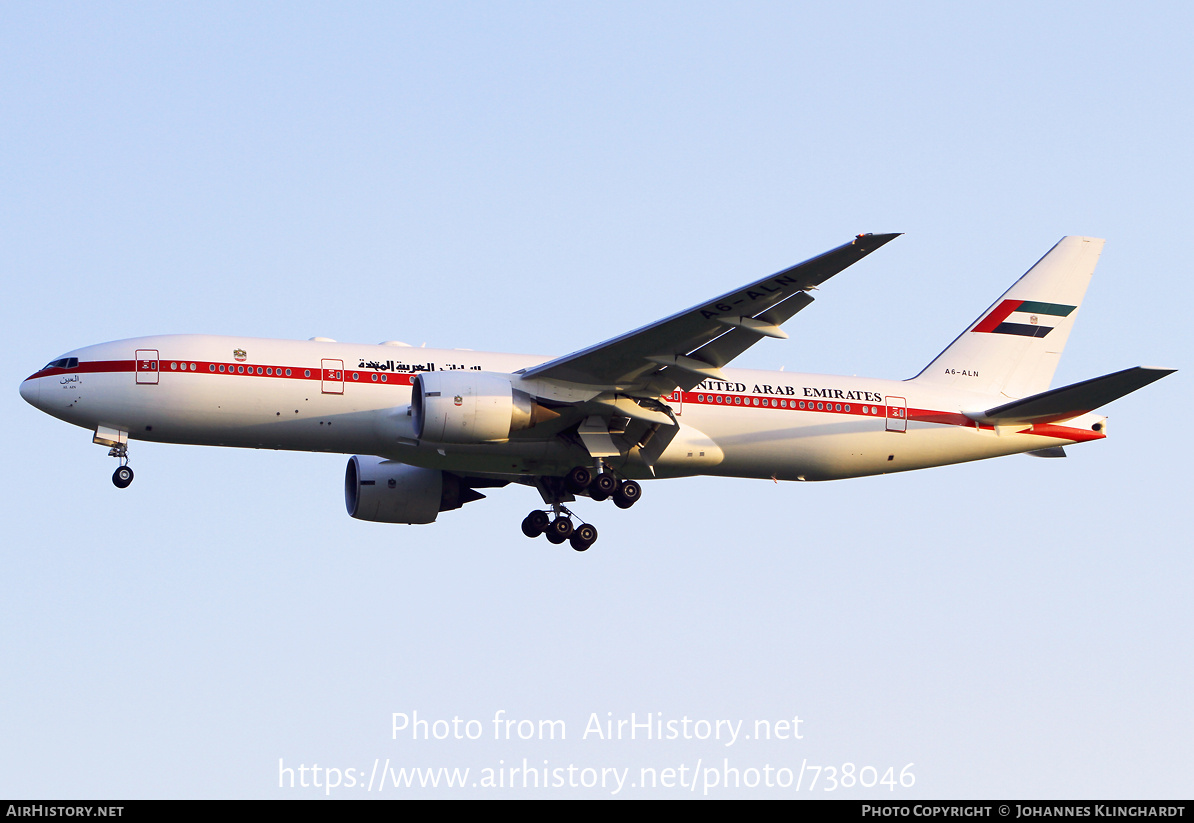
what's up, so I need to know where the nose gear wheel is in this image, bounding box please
[107,443,133,489]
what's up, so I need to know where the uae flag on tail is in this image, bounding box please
[971,299,1076,338]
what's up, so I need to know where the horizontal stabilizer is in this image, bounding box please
[967,366,1175,426]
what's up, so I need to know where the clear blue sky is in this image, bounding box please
[2,1,1190,798]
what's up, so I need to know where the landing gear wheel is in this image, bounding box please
[613,479,641,509]
[570,523,598,552]
[112,466,134,489]
[521,510,549,538]
[565,466,593,493]
[590,473,617,501]
[545,517,574,543]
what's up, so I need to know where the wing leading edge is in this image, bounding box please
[521,233,901,395]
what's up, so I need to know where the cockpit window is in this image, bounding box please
[44,358,78,370]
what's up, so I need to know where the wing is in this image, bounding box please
[520,233,901,395]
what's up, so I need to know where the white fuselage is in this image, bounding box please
[20,334,1106,483]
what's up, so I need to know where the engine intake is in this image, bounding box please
[411,371,557,443]
[344,456,484,524]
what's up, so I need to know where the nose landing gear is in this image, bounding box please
[108,443,133,489]
[94,427,134,489]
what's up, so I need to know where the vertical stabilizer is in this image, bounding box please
[911,236,1104,399]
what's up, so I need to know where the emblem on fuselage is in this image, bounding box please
[233,349,247,361]
[454,395,463,406]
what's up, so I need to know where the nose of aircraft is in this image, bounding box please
[19,377,40,408]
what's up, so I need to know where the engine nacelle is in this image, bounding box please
[411,371,556,443]
[345,456,483,524]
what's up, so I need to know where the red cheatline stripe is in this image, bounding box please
[27,359,419,386]
[28,360,135,380]
[679,392,1103,441]
[1026,423,1104,442]
[908,409,973,426]
[972,299,1023,333]
[29,362,1106,442]
[682,391,887,417]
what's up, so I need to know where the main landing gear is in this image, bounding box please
[109,443,134,489]
[521,507,598,551]
[521,467,641,552]
[564,465,640,509]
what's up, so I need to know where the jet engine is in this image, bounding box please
[344,455,485,524]
[411,372,557,443]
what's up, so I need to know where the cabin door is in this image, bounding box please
[885,396,907,432]
[321,359,344,394]
[135,349,159,385]
[665,388,683,416]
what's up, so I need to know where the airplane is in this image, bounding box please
[19,234,1174,551]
